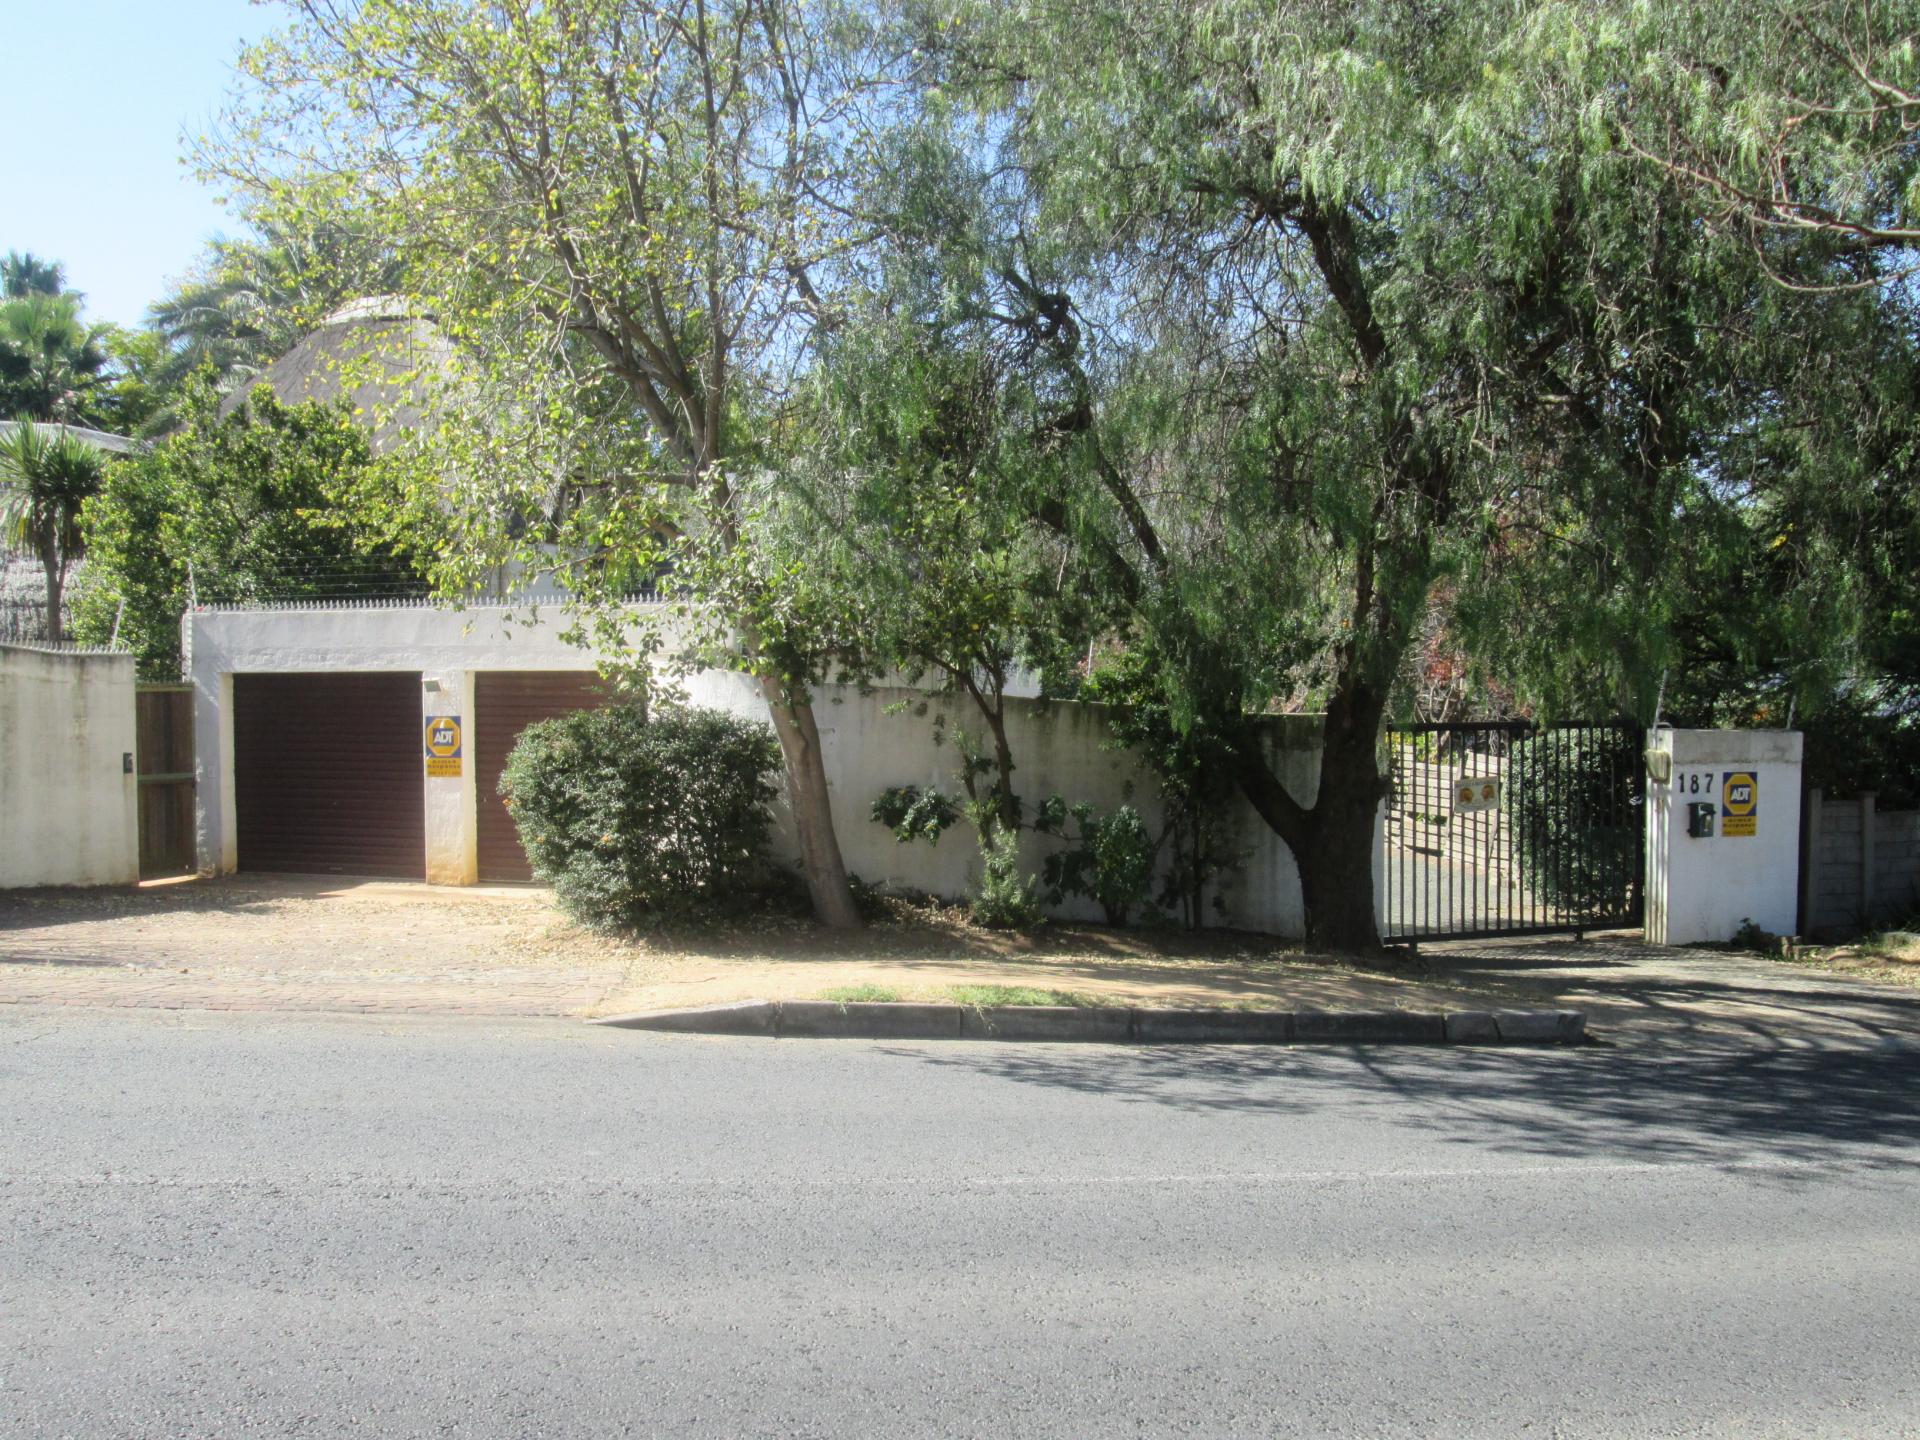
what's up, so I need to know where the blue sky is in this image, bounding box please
[2,0,277,328]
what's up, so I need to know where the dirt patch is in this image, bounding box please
[0,876,629,1016]
[0,879,1515,1021]
[12,880,1917,1049]
[1779,932,1920,992]
[589,896,1521,1016]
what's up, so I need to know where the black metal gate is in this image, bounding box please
[1383,721,1644,942]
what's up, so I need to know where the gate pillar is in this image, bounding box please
[1644,728,1802,946]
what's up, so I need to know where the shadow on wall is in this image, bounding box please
[892,1043,1920,1170]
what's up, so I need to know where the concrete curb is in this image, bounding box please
[593,1001,1588,1047]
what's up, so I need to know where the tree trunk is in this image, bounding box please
[759,677,863,928]
[983,704,1018,831]
[1293,757,1386,954]
[40,537,63,644]
[1233,699,1391,955]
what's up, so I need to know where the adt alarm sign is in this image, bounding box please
[424,716,463,779]
[1720,771,1757,837]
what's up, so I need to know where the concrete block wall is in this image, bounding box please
[1801,790,1920,934]
[0,644,139,888]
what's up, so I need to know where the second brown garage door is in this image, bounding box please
[476,671,608,882]
[233,672,425,878]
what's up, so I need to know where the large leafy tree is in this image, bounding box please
[788,293,1090,833]
[72,377,419,677]
[206,0,910,927]
[908,0,1899,949]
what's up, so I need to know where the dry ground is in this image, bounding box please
[5,876,1920,1050]
[1778,930,1920,991]
[0,877,1491,1019]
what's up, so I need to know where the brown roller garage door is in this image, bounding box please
[476,671,608,882]
[233,672,425,878]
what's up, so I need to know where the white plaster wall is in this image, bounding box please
[0,645,139,888]
[188,601,650,880]
[1645,728,1803,945]
[187,603,1320,935]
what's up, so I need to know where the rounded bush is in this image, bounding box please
[500,704,783,929]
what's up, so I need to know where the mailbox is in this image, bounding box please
[1687,802,1716,839]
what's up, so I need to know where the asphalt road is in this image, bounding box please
[4,1009,1918,1438]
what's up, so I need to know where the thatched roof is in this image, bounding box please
[219,296,456,455]
[23,424,141,456]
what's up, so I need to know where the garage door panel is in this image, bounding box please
[233,672,425,879]
[476,671,608,882]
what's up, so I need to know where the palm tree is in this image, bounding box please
[1,251,66,299]
[0,421,106,641]
[0,291,108,422]
[146,222,407,403]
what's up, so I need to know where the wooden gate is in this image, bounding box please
[136,684,196,879]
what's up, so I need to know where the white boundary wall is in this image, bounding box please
[188,603,1323,935]
[1645,727,1803,945]
[0,644,139,888]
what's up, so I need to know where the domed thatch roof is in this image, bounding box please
[219,296,455,455]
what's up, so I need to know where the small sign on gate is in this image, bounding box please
[424,716,463,778]
[1453,777,1501,812]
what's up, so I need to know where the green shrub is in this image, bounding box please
[1037,798,1157,926]
[970,820,1043,929]
[1502,728,1641,920]
[500,704,782,929]
[870,784,962,844]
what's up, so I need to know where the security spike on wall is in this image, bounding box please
[0,640,132,658]
[194,591,667,616]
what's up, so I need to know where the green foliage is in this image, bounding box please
[1082,644,1244,927]
[0,420,108,642]
[1036,799,1156,927]
[144,220,407,419]
[969,818,1043,930]
[0,287,108,425]
[70,377,416,677]
[1502,730,1643,920]
[499,705,783,931]
[871,785,963,845]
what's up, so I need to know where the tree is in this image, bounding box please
[207,0,907,927]
[145,219,408,412]
[72,377,419,676]
[788,292,1089,835]
[0,421,107,641]
[915,0,1897,950]
[0,288,109,423]
[2,251,66,299]
[1611,1,1920,267]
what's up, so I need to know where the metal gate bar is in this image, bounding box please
[1383,721,1643,943]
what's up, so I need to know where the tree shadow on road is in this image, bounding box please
[896,1041,1920,1171]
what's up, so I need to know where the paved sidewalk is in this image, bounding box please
[1426,931,1920,1051]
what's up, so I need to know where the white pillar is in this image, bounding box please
[1644,728,1803,945]
[421,668,477,884]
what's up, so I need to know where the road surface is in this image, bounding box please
[3,1007,1917,1437]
